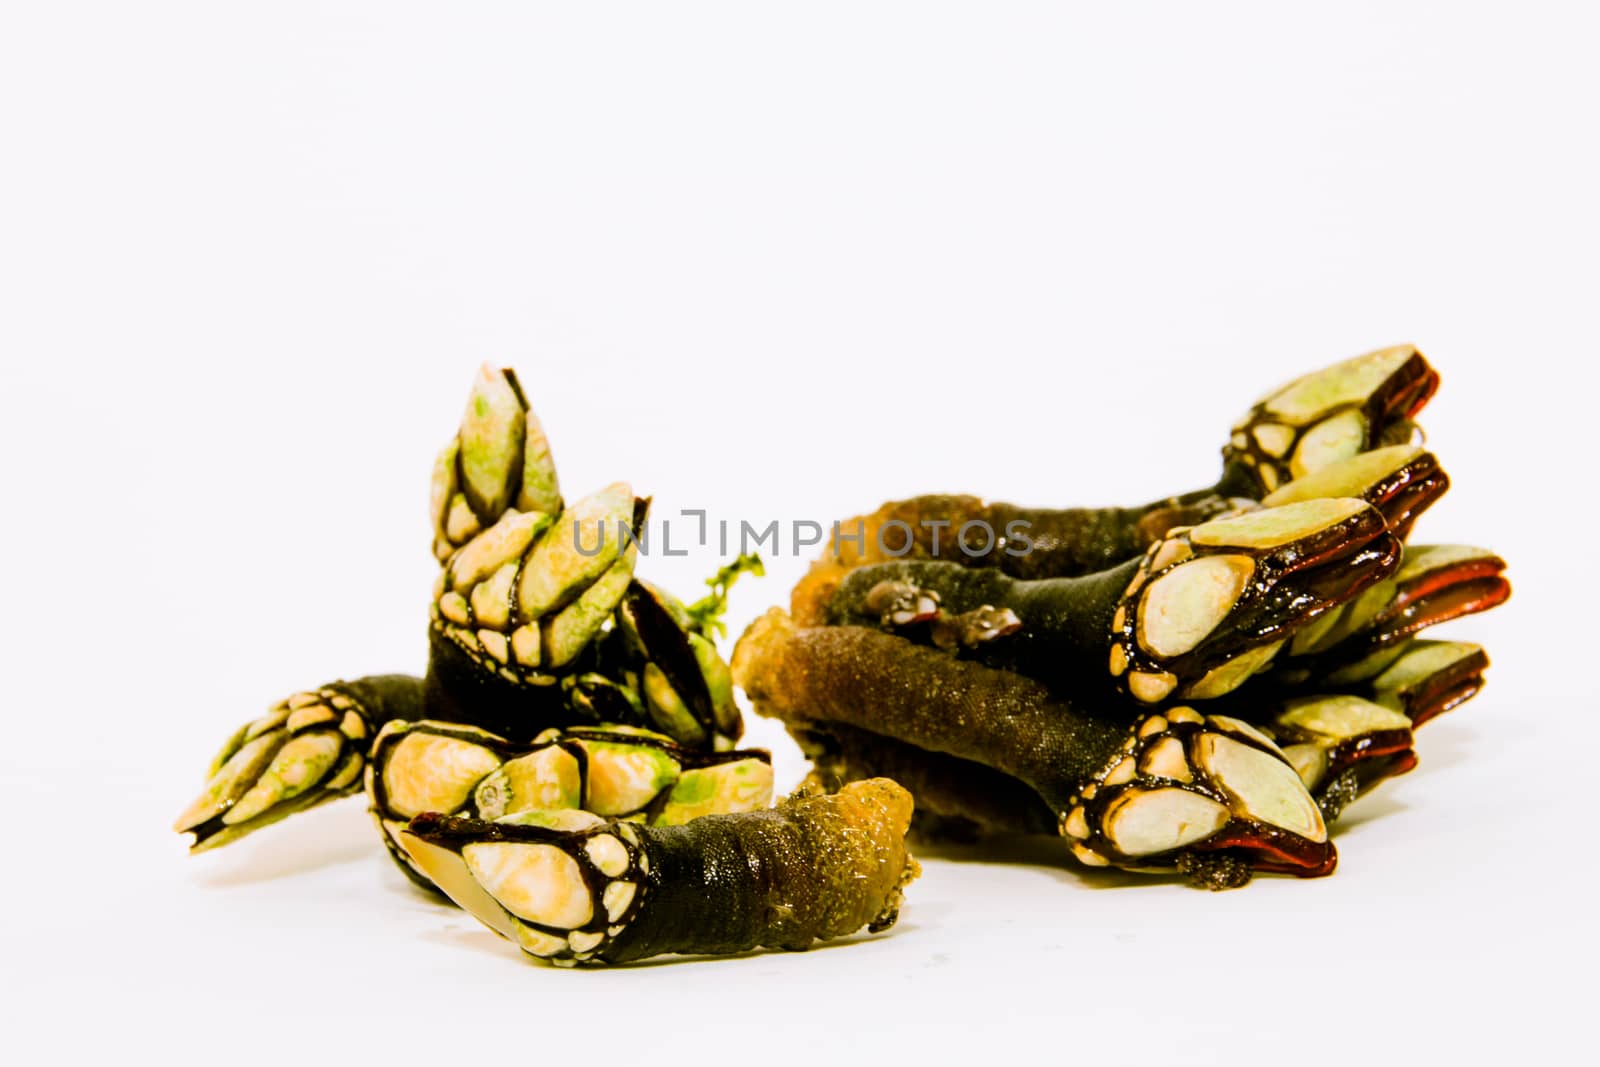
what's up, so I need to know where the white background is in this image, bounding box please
[2,3,1595,1063]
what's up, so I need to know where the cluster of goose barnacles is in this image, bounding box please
[738,345,1507,887]
[177,346,1507,965]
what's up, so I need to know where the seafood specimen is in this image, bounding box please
[174,342,1505,975]
[175,365,917,964]
[824,498,1402,705]
[404,778,918,965]
[368,720,774,890]
[738,612,1334,886]
[792,345,1439,619]
[735,345,1509,887]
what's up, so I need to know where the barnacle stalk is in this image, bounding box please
[828,498,1401,706]
[734,612,1334,885]
[430,364,562,561]
[793,720,1058,841]
[366,720,774,891]
[173,674,423,851]
[760,630,1492,856]
[400,778,919,965]
[792,690,1423,842]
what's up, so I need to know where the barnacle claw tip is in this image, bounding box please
[173,688,371,850]
[1261,444,1449,538]
[1065,713,1334,884]
[1272,696,1417,806]
[397,823,525,943]
[1114,498,1396,702]
[433,364,563,556]
[1224,345,1439,494]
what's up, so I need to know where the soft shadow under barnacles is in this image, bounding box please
[911,832,1073,868]
[416,920,912,970]
[912,835,1238,890]
[192,802,372,887]
[1333,790,1412,831]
